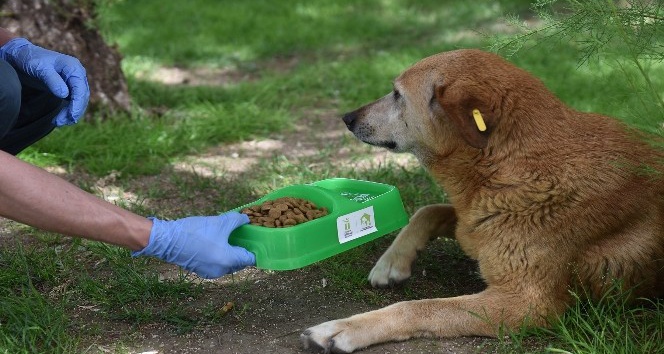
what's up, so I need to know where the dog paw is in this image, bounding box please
[368,249,412,287]
[301,320,358,353]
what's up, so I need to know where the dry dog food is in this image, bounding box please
[241,197,329,228]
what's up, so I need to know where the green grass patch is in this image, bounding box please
[546,290,664,354]
[25,98,293,175]
[0,244,79,353]
[492,284,664,354]
[0,287,77,354]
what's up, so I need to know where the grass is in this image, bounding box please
[0,243,77,353]
[492,284,664,354]
[1,0,663,353]
[548,292,664,354]
[0,287,77,354]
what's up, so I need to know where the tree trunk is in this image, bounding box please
[0,0,131,119]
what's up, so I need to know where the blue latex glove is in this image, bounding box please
[0,37,90,127]
[132,211,256,279]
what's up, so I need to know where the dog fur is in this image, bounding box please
[300,49,664,353]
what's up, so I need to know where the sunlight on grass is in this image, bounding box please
[25,0,555,174]
[96,0,502,66]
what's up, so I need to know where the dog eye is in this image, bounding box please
[393,89,401,100]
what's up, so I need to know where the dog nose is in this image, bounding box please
[342,112,356,130]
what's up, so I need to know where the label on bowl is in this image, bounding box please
[336,206,377,244]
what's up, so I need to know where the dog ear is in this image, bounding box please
[434,83,495,149]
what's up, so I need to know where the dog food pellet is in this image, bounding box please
[240,197,329,228]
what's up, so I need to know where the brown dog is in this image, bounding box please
[300,49,664,353]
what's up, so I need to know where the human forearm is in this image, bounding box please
[0,151,151,250]
[0,27,16,47]
[0,150,256,278]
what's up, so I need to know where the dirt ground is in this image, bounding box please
[1,74,507,354]
[95,267,492,354]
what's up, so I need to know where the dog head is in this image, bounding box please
[342,49,533,157]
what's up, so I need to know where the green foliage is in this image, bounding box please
[496,0,664,62]
[492,0,664,130]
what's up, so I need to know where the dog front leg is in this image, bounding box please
[301,287,552,353]
[369,204,457,287]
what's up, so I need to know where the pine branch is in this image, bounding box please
[492,0,664,119]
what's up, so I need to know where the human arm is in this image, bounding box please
[0,150,255,278]
[0,150,151,249]
[0,27,89,126]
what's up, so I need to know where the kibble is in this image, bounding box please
[240,197,329,228]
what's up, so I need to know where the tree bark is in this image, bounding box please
[0,0,131,118]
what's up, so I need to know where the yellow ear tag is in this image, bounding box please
[472,109,487,132]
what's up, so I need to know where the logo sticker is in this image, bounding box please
[336,206,377,244]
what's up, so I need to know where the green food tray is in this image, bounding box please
[228,178,409,270]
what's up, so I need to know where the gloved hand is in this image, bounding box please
[132,211,256,279]
[0,37,90,127]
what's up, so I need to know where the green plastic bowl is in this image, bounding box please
[228,178,409,270]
